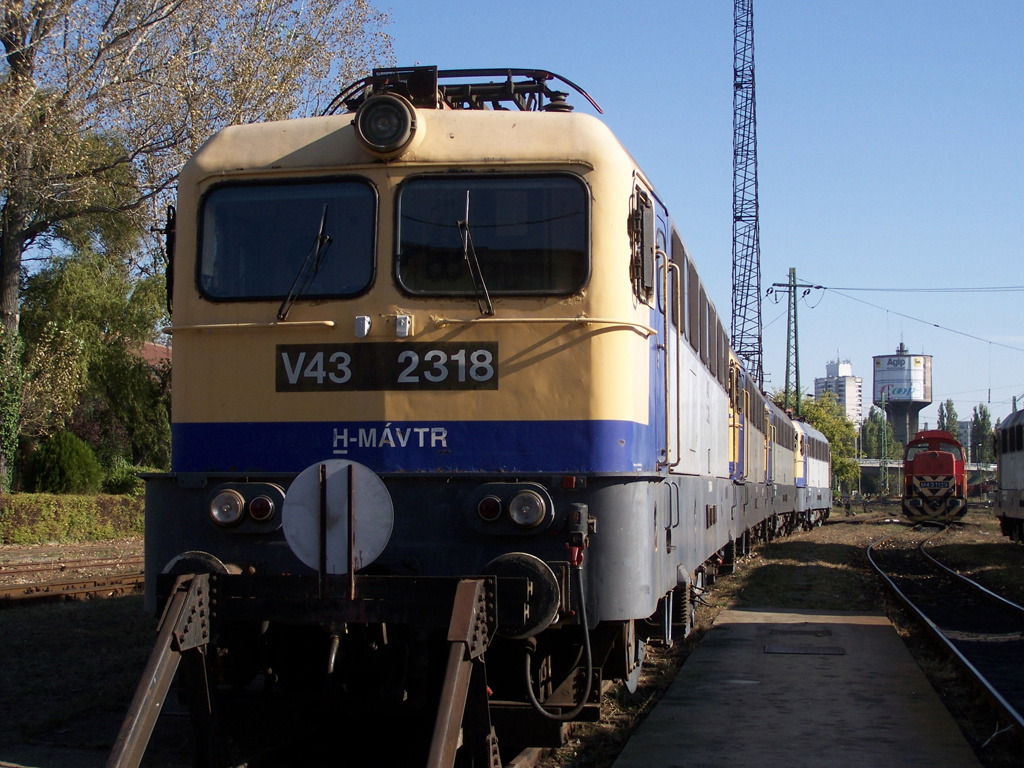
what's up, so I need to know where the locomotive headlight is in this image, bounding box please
[355,94,417,156]
[508,490,547,528]
[210,489,245,526]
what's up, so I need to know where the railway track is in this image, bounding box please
[0,555,145,605]
[867,523,1024,739]
[0,554,144,576]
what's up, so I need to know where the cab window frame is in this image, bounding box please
[195,176,379,303]
[393,172,591,298]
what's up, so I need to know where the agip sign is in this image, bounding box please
[872,354,932,405]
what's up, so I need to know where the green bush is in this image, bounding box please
[0,493,144,544]
[102,456,150,496]
[24,431,104,494]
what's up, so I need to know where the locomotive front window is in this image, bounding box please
[198,180,376,301]
[396,175,588,295]
[939,442,964,460]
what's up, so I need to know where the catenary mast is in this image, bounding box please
[731,0,763,387]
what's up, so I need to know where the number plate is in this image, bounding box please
[276,343,499,391]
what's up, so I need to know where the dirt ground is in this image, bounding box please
[1,506,1022,768]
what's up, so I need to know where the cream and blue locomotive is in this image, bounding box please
[138,68,831,765]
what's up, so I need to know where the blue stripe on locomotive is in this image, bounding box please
[172,419,662,474]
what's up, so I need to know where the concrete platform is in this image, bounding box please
[613,609,982,768]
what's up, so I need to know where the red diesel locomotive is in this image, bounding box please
[902,430,968,521]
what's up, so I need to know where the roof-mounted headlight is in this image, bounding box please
[355,93,417,157]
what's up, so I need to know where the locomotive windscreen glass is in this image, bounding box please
[396,175,588,295]
[939,442,964,460]
[198,180,376,300]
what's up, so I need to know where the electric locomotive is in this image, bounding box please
[119,67,831,767]
[995,408,1024,542]
[901,429,967,521]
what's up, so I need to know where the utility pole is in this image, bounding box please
[731,0,763,387]
[784,267,800,414]
[767,268,814,415]
[880,391,889,496]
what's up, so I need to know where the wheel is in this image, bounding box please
[621,619,646,693]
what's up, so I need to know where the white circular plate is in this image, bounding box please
[282,459,394,574]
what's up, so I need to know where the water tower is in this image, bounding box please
[872,343,932,447]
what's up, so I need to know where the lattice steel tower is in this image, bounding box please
[731,0,763,387]
[784,268,800,413]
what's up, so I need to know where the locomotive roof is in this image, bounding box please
[183,107,628,180]
[999,409,1024,430]
[910,429,961,444]
[793,419,827,441]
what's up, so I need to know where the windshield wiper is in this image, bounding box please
[456,191,494,316]
[278,204,333,321]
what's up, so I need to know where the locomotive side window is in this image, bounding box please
[698,285,709,366]
[627,189,656,301]
[717,321,728,388]
[198,180,376,301]
[707,304,718,378]
[670,230,688,334]
[687,261,699,352]
[396,175,588,295]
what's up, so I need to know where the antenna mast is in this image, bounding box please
[731,0,763,387]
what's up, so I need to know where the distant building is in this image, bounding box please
[814,358,863,426]
[140,342,171,369]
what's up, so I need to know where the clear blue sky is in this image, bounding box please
[384,1,1024,429]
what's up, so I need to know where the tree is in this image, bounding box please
[0,327,20,490]
[856,406,903,495]
[18,321,86,440]
[937,398,958,434]
[860,406,902,461]
[20,244,171,469]
[970,404,994,464]
[798,392,859,491]
[0,0,394,487]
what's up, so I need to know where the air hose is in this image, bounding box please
[523,562,593,721]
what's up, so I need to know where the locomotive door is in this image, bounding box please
[632,183,672,472]
[729,363,747,480]
[658,222,678,471]
[649,196,675,470]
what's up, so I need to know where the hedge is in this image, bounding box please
[0,493,145,545]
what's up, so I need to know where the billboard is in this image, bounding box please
[872,354,932,405]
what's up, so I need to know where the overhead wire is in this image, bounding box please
[821,285,1024,294]
[789,280,1024,355]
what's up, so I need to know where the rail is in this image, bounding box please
[866,525,1024,738]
